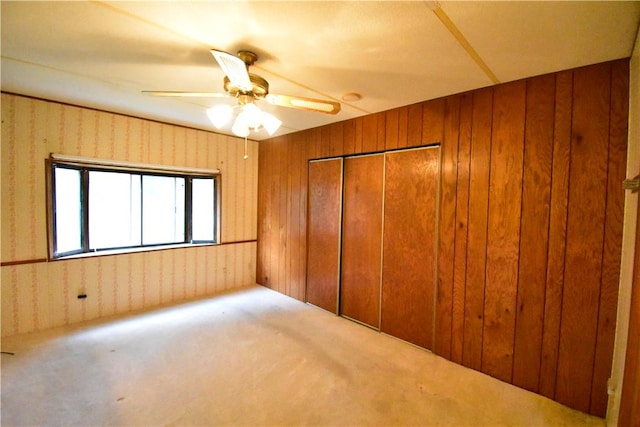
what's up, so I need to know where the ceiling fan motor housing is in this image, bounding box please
[223,73,269,100]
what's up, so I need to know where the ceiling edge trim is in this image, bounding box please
[429,3,500,85]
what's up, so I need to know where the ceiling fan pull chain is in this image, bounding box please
[243,135,249,160]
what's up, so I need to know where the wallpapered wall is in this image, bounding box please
[1,93,258,337]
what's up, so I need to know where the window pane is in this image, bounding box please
[54,167,82,254]
[89,171,141,250]
[192,178,215,242]
[142,175,185,245]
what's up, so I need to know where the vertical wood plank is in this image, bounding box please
[288,139,302,300]
[482,80,526,383]
[512,74,555,392]
[341,154,384,328]
[321,126,333,158]
[385,109,399,150]
[539,70,573,399]
[407,103,424,147]
[256,139,270,285]
[330,122,344,157]
[343,120,357,156]
[362,114,378,153]
[422,98,446,145]
[397,106,409,149]
[353,117,364,154]
[278,138,290,295]
[307,127,322,160]
[556,62,611,413]
[435,96,459,359]
[295,140,308,300]
[376,112,387,152]
[463,88,493,371]
[267,138,280,290]
[591,59,628,416]
[381,147,439,349]
[284,136,294,297]
[306,159,343,313]
[452,94,472,364]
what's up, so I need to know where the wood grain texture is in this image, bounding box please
[556,62,611,413]
[422,98,445,145]
[452,94,472,364]
[539,70,573,399]
[288,138,302,301]
[512,74,555,392]
[482,80,526,383]
[329,122,345,158]
[591,59,629,416]
[385,109,399,150]
[340,154,384,328]
[462,87,493,371]
[254,60,629,417]
[362,114,379,153]
[306,159,343,313]
[376,112,387,152]
[343,120,357,156]
[435,96,460,359]
[381,148,439,349]
[397,106,409,149]
[276,137,289,295]
[408,103,424,147]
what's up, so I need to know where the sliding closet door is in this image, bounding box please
[306,158,343,313]
[341,154,384,328]
[381,147,439,349]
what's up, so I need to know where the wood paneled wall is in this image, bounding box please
[256,59,629,416]
[1,93,259,337]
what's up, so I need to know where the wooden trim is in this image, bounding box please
[218,239,256,246]
[0,240,256,266]
[430,4,500,85]
[1,258,48,267]
[619,189,640,427]
[50,153,221,175]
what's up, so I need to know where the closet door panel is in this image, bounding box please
[306,159,343,313]
[341,154,384,328]
[381,147,439,349]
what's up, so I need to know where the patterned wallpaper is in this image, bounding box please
[1,93,258,337]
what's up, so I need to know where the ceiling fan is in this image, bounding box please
[143,49,341,138]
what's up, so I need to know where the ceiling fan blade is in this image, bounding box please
[142,91,228,98]
[210,49,252,92]
[266,94,341,115]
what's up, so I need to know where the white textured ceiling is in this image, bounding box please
[2,1,639,141]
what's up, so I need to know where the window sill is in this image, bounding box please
[52,242,218,261]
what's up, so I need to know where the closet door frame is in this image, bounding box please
[305,144,441,348]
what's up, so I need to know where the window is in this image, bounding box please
[49,158,219,258]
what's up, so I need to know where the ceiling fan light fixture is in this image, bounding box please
[227,102,282,137]
[206,104,233,129]
[238,103,264,130]
[262,111,282,136]
[231,118,251,138]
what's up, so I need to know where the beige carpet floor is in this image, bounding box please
[1,285,605,426]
